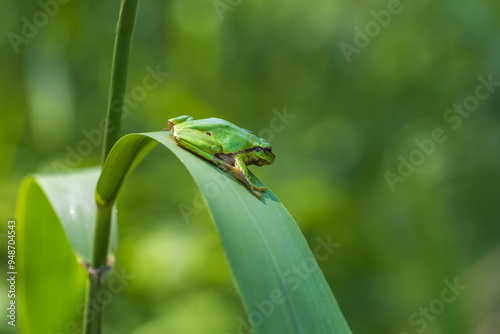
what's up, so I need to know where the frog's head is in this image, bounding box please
[249,145,275,166]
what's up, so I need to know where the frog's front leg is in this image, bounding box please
[232,154,267,199]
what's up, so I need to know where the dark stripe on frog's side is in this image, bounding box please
[215,147,265,165]
[214,152,237,165]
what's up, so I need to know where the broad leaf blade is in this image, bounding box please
[97,132,352,333]
[17,168,118,333]
[36,168,118,262]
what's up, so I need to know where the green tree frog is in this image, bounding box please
[166,115,275,199]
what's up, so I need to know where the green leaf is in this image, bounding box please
[17,168,118,333]
[17,131,351,333]
[96,131,352,333]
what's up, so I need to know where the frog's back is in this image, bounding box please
[182,117,259,152]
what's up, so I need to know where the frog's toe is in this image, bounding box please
[252,190,262,199]
[216,164,228,172]
[252,185,267,192]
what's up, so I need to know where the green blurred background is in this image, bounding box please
[1,0,500,333]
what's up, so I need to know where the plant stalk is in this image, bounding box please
[83,204,113,334]
[101,0,140,166]
[83,0,139,333]
[82,269,105,334]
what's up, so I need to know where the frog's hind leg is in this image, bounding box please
[175,138,214,163]
[174,137,232,172]
[212,154,234,173]
[233,155,267,199]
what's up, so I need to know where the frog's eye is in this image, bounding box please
[255,147,262,152]
[264,147,272,155]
